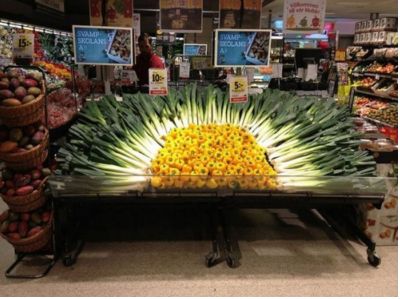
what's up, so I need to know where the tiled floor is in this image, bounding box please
[0,201,397,297]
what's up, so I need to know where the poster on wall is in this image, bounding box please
[219,0,261,29]
[160,0,203,32]
[214,29,271,67]
[283,0,326,33]
[89,0,133,27]
[73,26,133,66]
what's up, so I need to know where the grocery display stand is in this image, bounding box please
[49,175,392,268]
[1,65,58,279]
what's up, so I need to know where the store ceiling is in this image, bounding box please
[263,0,398,21]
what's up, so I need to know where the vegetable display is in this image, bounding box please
[56,84,377,192]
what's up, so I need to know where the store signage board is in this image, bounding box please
[89,0,133,28]
[229,76,248,103]
[160,0,203,33]
[149,68,168,96]
[12,34,34,58]
[73,26,134,66]
[283,0,326,34]
[214,29,272,67]
[219,0,261,29]
[183,44,207,56]
[121,70,138,83]
[192,56,213,70]
[179,62,191,78]
[334,49,346,62]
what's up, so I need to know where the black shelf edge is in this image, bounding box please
[354,88,398,102]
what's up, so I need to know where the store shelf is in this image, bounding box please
[354,88,398,102]
[352,72,397,80]
[362,115,397,128]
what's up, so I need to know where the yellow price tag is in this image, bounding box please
[232,78,246,92]
[12,34,34,58]
[151,70,165,84]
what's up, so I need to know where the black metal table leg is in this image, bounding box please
[5,253,57,279]
[205,207,227,268]
[220,209,242,268]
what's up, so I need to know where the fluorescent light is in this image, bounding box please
[271,36,283,40]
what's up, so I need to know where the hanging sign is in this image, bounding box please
[179,62,191,78]
[12,34,34,58]
[283,0,326,34]
[160,0,203,32]
[149,68,168,96]
[219,0,262,29]
[89,0,133,27]
[229,76,248,103]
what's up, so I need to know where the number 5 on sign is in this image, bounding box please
[12,34,34,58]
[149,68,168,96]
[230,76,248,103]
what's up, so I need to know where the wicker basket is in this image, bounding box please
[4,149,48,171]
[0,211,53,253]
[1,178,48,212]
[0,128,48,163]
[0,79,45,128]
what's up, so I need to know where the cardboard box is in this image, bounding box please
[371,32,380,44]
[373,19,381,31]
[366,20,374,32]
[378,31,389,44]
[359,33,366,45]
[354,34,360,45]
[355,21,362,33]
[374,215,398,245]
[379,18,398,31]
[361,21,368,32]
[365,32,372,44]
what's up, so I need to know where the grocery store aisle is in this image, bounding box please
[0,201,397,297]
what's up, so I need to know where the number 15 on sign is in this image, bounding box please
[230,76,248,103]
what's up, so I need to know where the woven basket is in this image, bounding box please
[4,149,48,171]
[0,128,48,163]
[1,178,48,212]
[0,211,53,253]
[0,79,45,127]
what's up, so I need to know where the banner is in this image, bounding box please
[214,30,271,67]
[12,34,34,58]
[73,26,133,65]
[90,0,133,27]
[283,0,326,33]
[160,0,203,32]
[219,0,261,29]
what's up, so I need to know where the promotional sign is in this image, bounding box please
[283,0,326,33]
[149,68,168,96]
[192,57,213,69]
[73,26,133,66]
[160,0,203,32]
[90,0,133,27]
[12,34,34,58]
[337,63,349,86]
[183,44,207,56]
[334,49,346,62]
[35,0,65,16]
[179,62,191,78]
[219,0,261,29]
[214,29,271,67]
[229,76,248,103]
[121,70,138,83]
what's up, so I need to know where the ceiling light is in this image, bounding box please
[337,2,368,5]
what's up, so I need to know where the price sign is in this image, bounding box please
[121,70,138,84]
[149,68,168,96]
[12,34,34,58]
[229,76,248,103]
[179,62,190,79]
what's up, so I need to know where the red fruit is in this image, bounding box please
[11,147,27,153]
[16,186,34,196]
[0,210,9,222]
[7,232,21,239]
[22,125,36,137]
[42,211,51,223]
[30,170,41,180]
[8,221,19,232]
[6,189,15,196]
[27,226,41,238]
[6,180,15,189]
[18,221,28,238]
[15,174,31,187]
[36,165,44,171]
[20,212,30,222]
[30,179,42,189]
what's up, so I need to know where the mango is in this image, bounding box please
[7,70,19,79]
[15,174,31,188]
[22,79,38,89]
[31,179,42,189]
[18,221,28,238]
[0,89,13,100]
[0,210,9,222]
[7,232,21,239]
[18,136,30,147]
[2,99,22,107]
[10,128,23,142]
[14,86,27,100]
[0,141,18,152]
[31,131,44,145]
[16,185,34,196]
[9,78,20,91]
[20,212,30,222]
[27,87,41,96]
[31,212,42,224]
[21,95,35,104]
[18,76,25,83]
[30,169,41,180]
[0,220,10,233]
[27,226,41,238]
[23,125,36,137]
[0,81,9,90]
[41,168,51,178]
[8,221,19,232]
[26,72,42,83]
[1,78,9,83]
